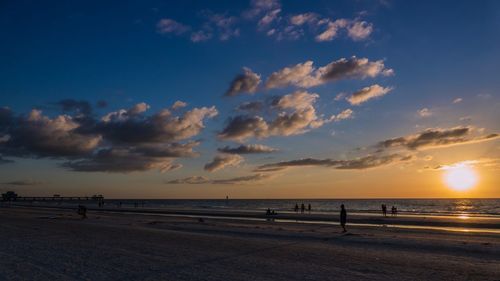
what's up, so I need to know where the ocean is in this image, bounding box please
[100,198,500,217]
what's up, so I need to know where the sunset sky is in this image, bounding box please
[0,0,499,198]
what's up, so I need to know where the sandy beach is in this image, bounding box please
[0,205,499,281]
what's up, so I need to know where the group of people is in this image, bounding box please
[265,208,277,216]
[381,204,398,217]
[294,203,312,213]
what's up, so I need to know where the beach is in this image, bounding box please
[0,205,499,281]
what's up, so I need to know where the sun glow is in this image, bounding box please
[443,162,479,191]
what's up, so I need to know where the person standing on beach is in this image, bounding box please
[308,203,311,213]
[294,203,299,212]
[340,204,347,233]
[382,204,387,217]
[301,203,305,213]
[77,205,87,219]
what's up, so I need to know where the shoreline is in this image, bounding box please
[4,203,500,233]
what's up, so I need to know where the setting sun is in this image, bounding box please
[443,163,479,191]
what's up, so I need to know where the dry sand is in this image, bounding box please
[0,206,499,281]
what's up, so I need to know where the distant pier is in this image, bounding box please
[1,191,103,202]
[14,196,104,202]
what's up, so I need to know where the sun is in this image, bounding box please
[443,163,478,191]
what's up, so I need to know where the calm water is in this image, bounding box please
[102,199,500,217]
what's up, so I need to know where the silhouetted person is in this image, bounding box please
[77,205,87,219]
[301,203,305,213]
[340,204,347,233]
[266,208,272,216]
[294,204,299,213]
[391,206,396,216]
[308,203,311,212]
[394,206,398,217]
[382,204,387,217]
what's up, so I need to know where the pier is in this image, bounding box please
[1,191,103,202]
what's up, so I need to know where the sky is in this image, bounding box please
[0,0,499,199]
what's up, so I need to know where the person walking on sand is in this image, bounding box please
[301,203,305,213]
[294,203,299,213]
[340,204,347,233]
[382,204,387,217]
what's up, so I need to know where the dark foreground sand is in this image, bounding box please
[0,206,499,281]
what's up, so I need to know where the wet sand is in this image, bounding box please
[0,206,499,280]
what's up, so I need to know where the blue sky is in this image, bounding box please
[0,0,499,198]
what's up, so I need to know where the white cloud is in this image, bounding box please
[172,101,188,110]
[346,84,393,105]
[204,154,244,172]
[290,13,318,26]
[315,19,348,42]
[418,108,432,117]
[265,57,393,89]
[347,21,373,41]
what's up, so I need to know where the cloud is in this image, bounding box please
[167,176,209,184]
[236,101,264,112]
[190,30,213,42]
[157,19,190,34]
[167,173,274,185]
[417,108,432,117]
[459,116,472,122]
[225,67,262,96]
[156,13,239,43]
[315,19,348,42]
[218,144,277,154]
[1,109,101,158]
[1,102,218,173]
[219,91,332,141]
[265,57,393,89]
[211,173,274,184]
[272,90,318,110]
[258,9,281,28]
[207,13,240,41]
[346,84,393,105]
[330,109,353,122]
[244,0,281,19]
[204,154,244,172]
[265,61,317,89]
[290,13,319,26]
[218,115,269,141]
[63,147,183,173]
[376,126,499,151]
[424,159,500,171]
[2,180,44,186]
[256,153,410,172]
[171,100,188,110]
[128,102,150,115]
[453,98,463,104]
[334,93,346,101]
[96,105,218,144]
[318,57,394,82]
[346,21,373,41]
